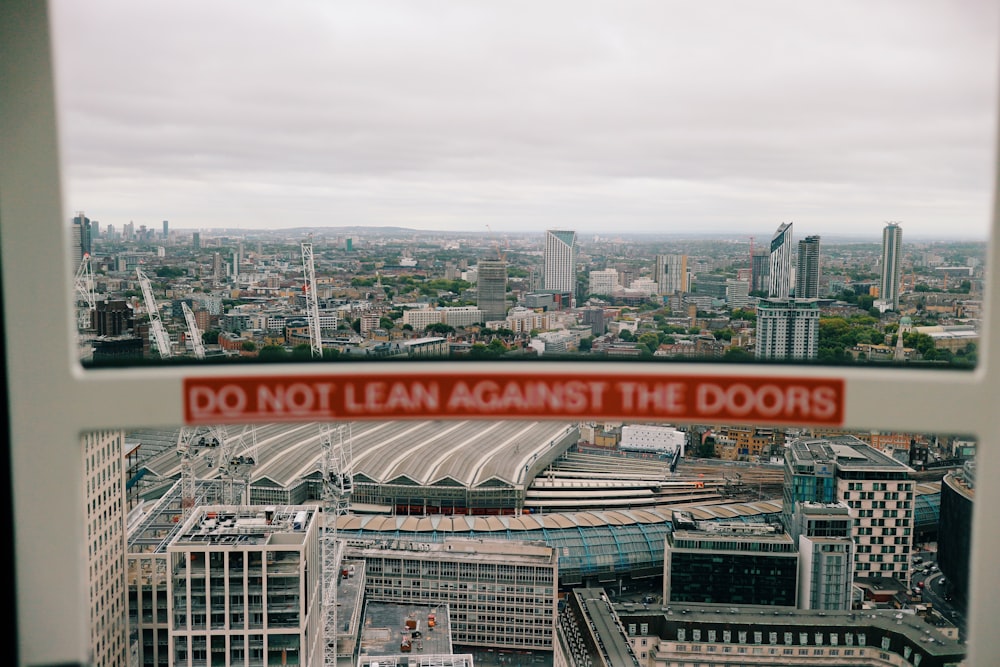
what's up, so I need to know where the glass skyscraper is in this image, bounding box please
[768,222,793,299]
[543,230,576,293]
[880,222,903,311]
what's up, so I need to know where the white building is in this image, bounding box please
[543,230,577,293]
[629,277,658,296]
[655,254,688,295]
[85,430,130,667]
[620,425,685,456]
[755,298,820,360]
[588,268,620,296]
[440,306,485,328]
[167,505,323,667]
[768,222,794,299]
[402,307,444,329]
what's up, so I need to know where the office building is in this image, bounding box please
[655,254,688,295]
[665,511,798,607]
[726,278,750,308]
[348,537,558,652]
[85,430,129,667]
[476,259,508,321]
[192,232,200,249]
[162,220,168,239]
[789,502,854,611]
[768,222,794,298]
[164,505,323,666]
[880,222,904,311]
[543,230,576,293]
[938,461,975,606]
[795,235,821,298]
[754,298,820,360]
[588,268,620,296]
[72,212,93,269]
[784,437,915,586]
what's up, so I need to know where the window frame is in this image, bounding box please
[2,1,1000,665]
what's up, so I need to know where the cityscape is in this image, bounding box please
[75,217,981,666]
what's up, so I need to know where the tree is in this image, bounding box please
[379,317,395,330]
[241,340,257,352]
[722,347,752,361]
[638,332,661,350]
[351,318,361,333]
[203,329,221,344]
[618,329,635,342]
[427,322,455,335]
[259,345,289,361]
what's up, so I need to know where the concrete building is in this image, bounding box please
[768,222,794,299]
[402,307,444,330]
[665,511,799,607]
[588,268,620,296]
[619,424,685,456]
[754,298,820,360]
[476,259,508,321]
[656,254,688,295]
[726,277,750,309]
[790,502,855,611]
[347,537,558,653]
[880,222,904,311]
[751,248,770,293]
[543,230,577,293]
[85,430,130,667]
[795,235,821,299]
[783,437,915,587]
[72,211,93,269]
[166,505,323,667]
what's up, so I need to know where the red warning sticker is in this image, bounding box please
[184,372,844,426]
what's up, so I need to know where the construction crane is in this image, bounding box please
[486,224,507,262]
[176,425,258,517]
[136,267,172,358]
[74,253,96,330]
[181,302,206,359]
[320,422,353,667]
[300,241,323,358]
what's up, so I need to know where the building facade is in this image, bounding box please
[754,298,820,360]
[543,230,577,293]
[768,222,794,299]
[790,502,854,611]
[85,430,130,667]
[880,222,904,311]
[655,254,688,295]
[784,437,915,587]
[348,537,558,652]
[795,235,821,299]
[166,505,323,667]
[476,259,508,321]
[665,512,799,608]
[588,268,620,296]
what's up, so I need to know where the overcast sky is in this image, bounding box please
[51,1,998,239]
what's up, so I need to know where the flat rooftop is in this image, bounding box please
[359,602,453,661]
[173,505,317,548]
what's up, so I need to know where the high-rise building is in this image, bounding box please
[789,502,854,610]
[755,298,820,360]
[543,230,576,293]
[162,219,169,239]
[192,231,201,249]
[655,254,688,295]
[880,222,904,310]
[783,436,915,586]
[71,212,92,269]
[477,259,508,321]
[750,248,769,293]
[768,222,794,298]
[84,430,129,667]
[795,235,821,299]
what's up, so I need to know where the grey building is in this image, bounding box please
[795,235,821,299]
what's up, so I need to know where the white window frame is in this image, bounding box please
[2,2,1000,665]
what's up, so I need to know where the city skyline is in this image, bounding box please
[49,1,998,238]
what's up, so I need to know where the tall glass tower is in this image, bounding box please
[768,222,793,299]
[795,235,821,299]
[543,230,576,292]
[880,222,903,311]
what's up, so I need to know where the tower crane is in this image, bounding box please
[181,302,206,359]
[320,423,353,667]
[176,425,258,517]
[300,241,324,358]
[74,253,96,330]
[136,267,173,358]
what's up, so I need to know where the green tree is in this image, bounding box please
[351,318,362,333]
[241,340,257,352]
[638,332,661,350]
[259,345,289,361]
[203,329,221,344]
[618,329,635,342]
